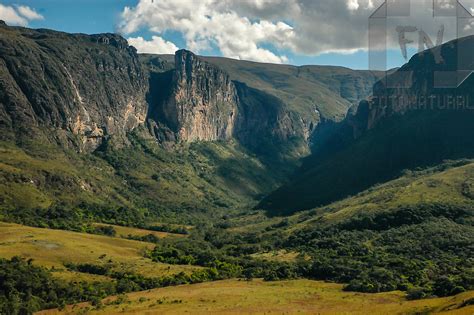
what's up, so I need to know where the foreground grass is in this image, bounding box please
[0,223,199,281]
[38,279,474,314]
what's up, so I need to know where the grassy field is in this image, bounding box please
[0,222,199,280]
[251,250,302,263]
[92,223,187,239]
[38,279,474,315]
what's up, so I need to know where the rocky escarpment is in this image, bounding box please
[233,82,312,156]
[0,23,147,152]
[146,50,319,157]
[0,22,375,158]
[147,50,238,143]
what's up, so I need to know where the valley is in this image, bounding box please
[0,20,473,315]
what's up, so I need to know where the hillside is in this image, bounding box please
[261,36,474,214]
[1,160,473,313]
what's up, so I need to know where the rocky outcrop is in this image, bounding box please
[233,82,311,156]
[260,36,474,214]
[147,50,238,143]
[0,22,375,157]
[146,51,317,157]
[0,23,147,152]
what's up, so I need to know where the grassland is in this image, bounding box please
[92,223,187,239]
[228,160,474,234]
[0,222,199,281]
[38,279,474,315]
[299,160,474,227]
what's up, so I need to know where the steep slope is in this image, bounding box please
[144,51,315,159]
[147,50,238,143]
[0,25,287,227]
[0,22,147,152]
[261,36,474,214]
[157,54,380,121]
[224,160,474,297]
[148,52,379,159]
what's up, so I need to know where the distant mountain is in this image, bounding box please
[261,36,474,215]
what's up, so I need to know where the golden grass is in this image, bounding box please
[92,223,186,239]
[251,250,301,263]
[0,222,200,280]
[38,279,474,315]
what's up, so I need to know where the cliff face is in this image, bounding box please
[0,23,147,152]
[0,22,375,158]
[148,50,238,143]
[146,50,318,157]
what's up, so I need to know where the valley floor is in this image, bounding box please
[1,220,472,314]
[38,279,474,315]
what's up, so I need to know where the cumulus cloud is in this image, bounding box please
[0,4,43,26]
[118,0,474,64]
[118,0,292,63]
[17,5,44,21]
[128,36,179,54]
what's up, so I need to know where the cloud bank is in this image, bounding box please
[0,4,43,26]
[118,0,474,64]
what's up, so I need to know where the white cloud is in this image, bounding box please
[17,5,44,21]
[0,4,27,25]
[347,0,360,11]
[118,0,293,64]
[127,36,179,54]
[0,4,43,26]
[118,0,473,64]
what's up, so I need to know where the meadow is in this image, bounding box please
[38,279,474,314]
[0,222,199,281]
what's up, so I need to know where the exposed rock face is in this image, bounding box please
[146,51,316,156]
[261,37,474,214]
[233,82,311,155]
[148,50,238,142]
[0,23,147,151]
[0,22,376,157]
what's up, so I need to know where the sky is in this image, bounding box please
[1,0,474,69]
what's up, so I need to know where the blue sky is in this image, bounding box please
[1,0,469,69]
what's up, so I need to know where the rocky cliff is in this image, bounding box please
[0,22,147,152]
[0,22,377,159]
[145,50,319,158]
[147,50,238,143]
[349,36,474,136]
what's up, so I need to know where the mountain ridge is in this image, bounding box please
[260,35,474,214]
